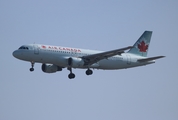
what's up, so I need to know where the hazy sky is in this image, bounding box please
[0,0,178,120]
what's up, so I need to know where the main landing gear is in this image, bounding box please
[67,68,93,79]
[29,61,35,72]
[68,67,75,79]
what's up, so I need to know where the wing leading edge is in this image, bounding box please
[82,46,133,66]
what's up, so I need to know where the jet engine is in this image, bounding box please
[41,64,62,73]
[68,57,85,68]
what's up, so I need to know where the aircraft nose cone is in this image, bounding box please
[12,50,17,58]
[12,50,21,58]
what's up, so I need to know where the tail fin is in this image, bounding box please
[128,31,152,57]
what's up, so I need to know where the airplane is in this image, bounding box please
[12,31,165,79]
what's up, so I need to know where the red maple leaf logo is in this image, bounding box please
[138,41,148,52]
[42,45,46,49]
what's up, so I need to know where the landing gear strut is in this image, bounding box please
[30,61,35,72]
[86,69,93,75]
[67,67,75,79]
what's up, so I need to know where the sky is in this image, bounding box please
[0,0,178,120]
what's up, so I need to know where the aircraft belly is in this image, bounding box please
[98,59,123,69]
[97,58,147,70]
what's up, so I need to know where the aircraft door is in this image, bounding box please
[34,45,39,54]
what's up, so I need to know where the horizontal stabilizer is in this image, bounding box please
[137,56,165,62]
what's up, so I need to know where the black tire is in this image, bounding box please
[30,68,34,72]
[68,73,75,79]
[86,69,93,75]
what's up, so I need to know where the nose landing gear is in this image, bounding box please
[86,69,93,75]
[30,61,35,72]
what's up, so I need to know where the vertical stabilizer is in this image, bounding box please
[128,31,152,57]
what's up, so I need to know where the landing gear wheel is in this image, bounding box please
[68,73,75,79]
[30,68,34,72]
[86,69,93,75]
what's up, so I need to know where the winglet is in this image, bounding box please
[137,56,165,62]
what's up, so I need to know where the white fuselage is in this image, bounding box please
[13,44,154,70]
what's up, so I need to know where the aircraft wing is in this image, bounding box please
[82,46,133,66]
[137,56,165,62]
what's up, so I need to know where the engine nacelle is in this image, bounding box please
[68,57,85,68]
[41,64,62,73]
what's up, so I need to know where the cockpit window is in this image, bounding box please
[18,46,29,50]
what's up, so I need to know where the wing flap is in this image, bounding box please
[137,56,165,62]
